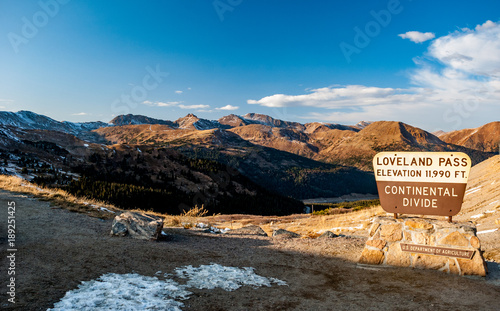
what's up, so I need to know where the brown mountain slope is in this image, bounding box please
[304,122,358,133]
[318,121,487,170]
[218,114,251,127]
[438,121,500,152]
[242,113,305,130]
[90,123,378,199]
[228,124,319,158]
[94,124,248,148]
[94,121,493,172]
[94,124,186,145]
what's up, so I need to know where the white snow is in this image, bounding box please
[83,144,89,148]
[82,202,115,213]
[196,222,209,229]
[99,207,115,213]
[477,228,499,235]
[49,264,286,311]
[465,186,481,196]
[20,182,47,192]
[471,213,484,219]
[195,223,230,234]
[210,227,230,234]
[489,200,499,206]
[175,263,287,291]
[48,273,191,311]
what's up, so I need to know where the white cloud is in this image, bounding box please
[475,20,496,31]
[142,101,181,107]
[178,104,210,110]
[428,20,500,77]
[141,100,209,111]
[72,112,90,116]
[248,85,420,108]
[248,20,500,130]
[175,90,183,94]
[398,31,435,43]
[0,99,13,107]
[216,105,239,111]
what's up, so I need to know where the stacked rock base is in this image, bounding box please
[359,216,487,276]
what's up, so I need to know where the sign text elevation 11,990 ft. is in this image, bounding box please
[373,152,471,217]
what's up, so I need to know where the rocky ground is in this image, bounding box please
[1,190,499,311]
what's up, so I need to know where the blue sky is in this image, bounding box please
[1,0,499,131]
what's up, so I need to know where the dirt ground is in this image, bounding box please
[1,189,499,311]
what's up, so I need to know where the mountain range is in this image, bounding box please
[0,110,497,215]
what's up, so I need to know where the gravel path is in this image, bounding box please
[1,190,499,310]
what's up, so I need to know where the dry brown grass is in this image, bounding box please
[163,205,210,228]
[0,175,120,219]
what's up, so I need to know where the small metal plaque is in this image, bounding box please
[400,243,475,259]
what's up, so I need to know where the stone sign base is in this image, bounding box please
[359,216,487,276]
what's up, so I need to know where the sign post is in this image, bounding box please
[373,152,471,219]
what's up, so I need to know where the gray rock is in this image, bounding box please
[318,231,338,239]
[272,229,300,238]
[110,211,164,241]
[226,225,268,237]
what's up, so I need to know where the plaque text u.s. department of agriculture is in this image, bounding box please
[400,243,475,259]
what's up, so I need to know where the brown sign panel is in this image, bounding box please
[400,243,475,259]
[373,152,471,217]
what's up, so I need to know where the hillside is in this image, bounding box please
[110,114,175,127]
[0,110,497,207]
[317,121,492,169]
[0,127,304,215]
[0,110,108,140]
[228,124,319,158]
[438,121,500,153]
[95,115,493,172]
[93,122,378,199]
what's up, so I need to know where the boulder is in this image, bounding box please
[226,225,268,236]
[318,231,338,239]
[110,211,164,241]
[272,229,300,238]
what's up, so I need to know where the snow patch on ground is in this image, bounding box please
[82,202,115,213]
[196,223,230,234]
[465,186,481,196]
[477,228,499,235]
[20,183,47,192]
[175,264,287,291]
[99,207,115,213]
[49,264,286,310]
[48,273,190,311]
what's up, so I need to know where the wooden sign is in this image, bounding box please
[373,152,471,216]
